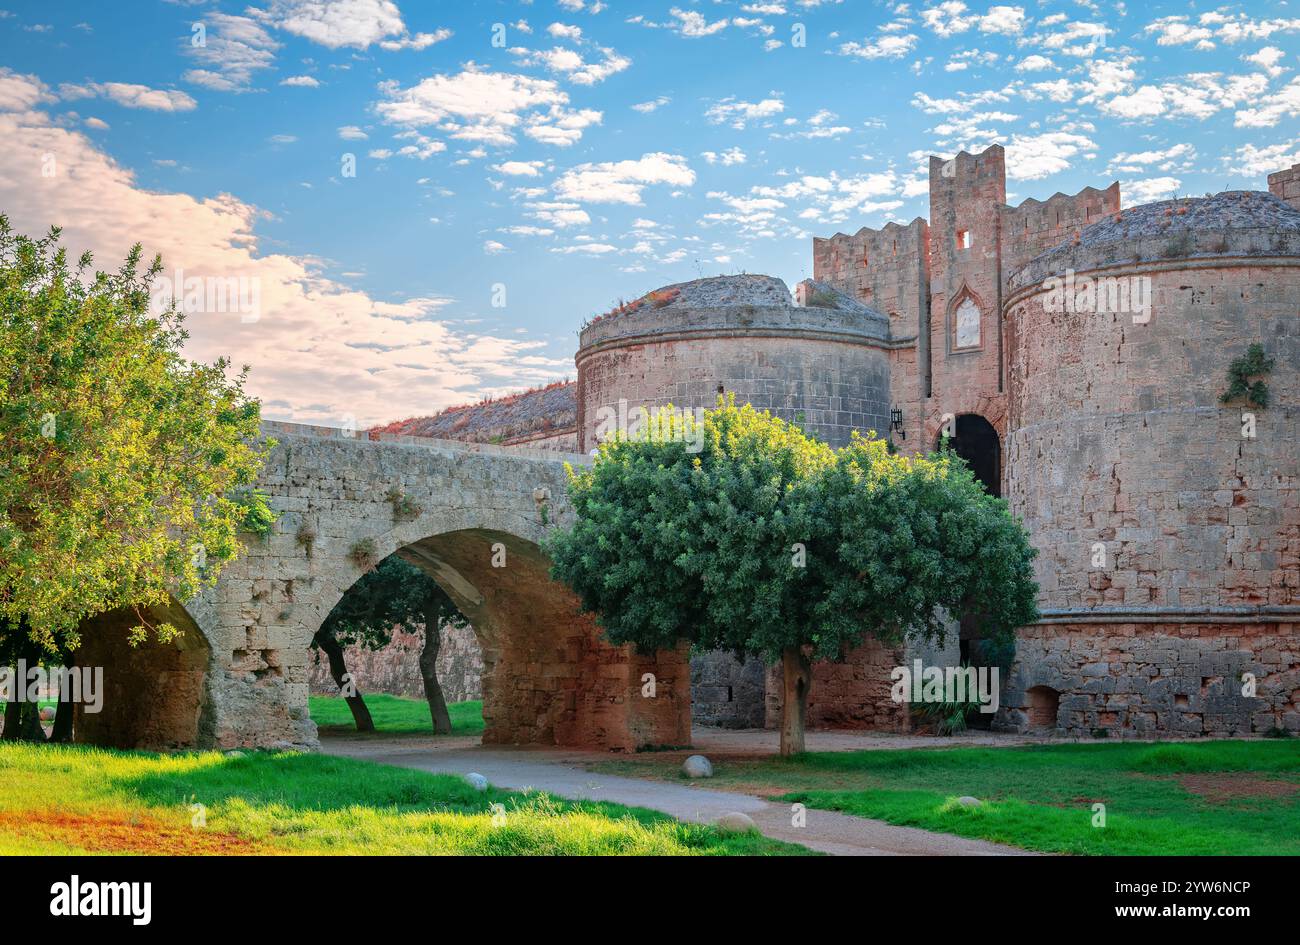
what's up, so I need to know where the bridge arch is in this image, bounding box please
[187,423,691,752]
[72,595,214,749]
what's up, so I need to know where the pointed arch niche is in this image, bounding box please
[948,285,985,353]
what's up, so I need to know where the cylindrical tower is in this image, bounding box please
[575,274,892,451]
[576,274,897,730]
[1001,191,1300,735]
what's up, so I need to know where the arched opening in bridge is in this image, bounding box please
[308,551,482,736]
[310,528,690,750]
[938,414,1001,497]
[71,597,212,749]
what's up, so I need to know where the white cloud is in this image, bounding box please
[59,81,197,112]
[921,2,1026,37]
[1235,75,1300,128]
[376,67,600,148]
[1148,12,1300,49]
[1123,176,1182,205]
[512,45,631,85]
[280,75,320,87]
[483,240,508,254]
[1016,54,1054,71]
[551,242,619,254]
[704,95,784,128]
[548,22,583,40]
[494,160,547,176]
[702,147,747,165]
[0,93,567,426]
[379,28,452,51]
[1145,16,1215,49]
[0,69,54,111]
[1108,143,1195,173]
[1243,46,1288,77]
[184,13,279,93]
[1095,73,1268,122]
[337,125,368,140]
[1004,131,1095,180]
[839,32,917,59]
[670,8,730,37]
[260,0,403,49]
[1224,138,1300,177]
[632,96,670,113]
[554,152,696,204]
[524,201,591,227]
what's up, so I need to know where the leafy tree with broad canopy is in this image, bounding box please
[546,399,1039,755]
[315,555,468,734]
[0,219,273,738]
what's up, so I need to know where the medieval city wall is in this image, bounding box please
[1000,207,1300,734]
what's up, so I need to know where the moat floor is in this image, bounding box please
[321,727,1042,856]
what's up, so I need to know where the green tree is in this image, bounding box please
[315,555,468,734]
[547,399,1038,756]
[0,219,273,738]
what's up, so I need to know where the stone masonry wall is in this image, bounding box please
[999,184,1121,277]
[1002,623,1300,736]
[579,334,891,451]
[1269,163,1300,212]
[692,651,767,728]
[308,623,482,703]
[764,639,911,731]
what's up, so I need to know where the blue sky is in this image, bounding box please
[1,0,1298,424]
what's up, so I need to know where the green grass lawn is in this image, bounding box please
[309,693,484,736]
[590,740,1300,855]
[0,742,810,856]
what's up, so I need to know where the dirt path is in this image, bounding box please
[321,732,1039,856]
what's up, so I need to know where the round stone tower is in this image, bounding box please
[1001,191,1300,735]
[575,274,892,451]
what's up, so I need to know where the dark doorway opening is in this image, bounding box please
[940,414,1001,497]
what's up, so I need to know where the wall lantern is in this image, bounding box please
[890,407,906,439]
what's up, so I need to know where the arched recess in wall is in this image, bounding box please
[937,413,1001,498]
[947,284,986,354]
[72,596,213,749]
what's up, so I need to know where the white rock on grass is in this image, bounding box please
[956,795,982,808]
[682,755,713,778]
[714,812,757,833]
[465,772,489,791]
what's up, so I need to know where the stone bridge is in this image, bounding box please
[74,422,691,752]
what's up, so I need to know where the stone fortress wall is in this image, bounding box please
[375,144,1298,739]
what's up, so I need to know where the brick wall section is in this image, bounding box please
[1269,163,1300,211]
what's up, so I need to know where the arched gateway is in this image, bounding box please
[81,422,691,752]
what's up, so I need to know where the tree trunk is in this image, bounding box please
[779,645,813,757]
[6,635,46,743]
[1,699,20,741]
[1,626,21,741]
[50,648,76,743]
[19,696,45,742]
[313,629,374,732]
[418,614,452,735]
